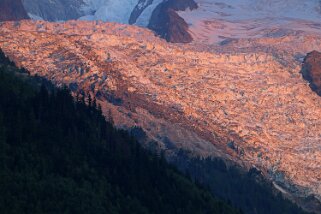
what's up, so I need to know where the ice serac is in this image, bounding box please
[80,0,140,24]
[0,0,29,21]
[0,20,320,212]
[302,51,321,96]
[148,0,198,43]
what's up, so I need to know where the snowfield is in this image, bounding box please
[178,0,321,43]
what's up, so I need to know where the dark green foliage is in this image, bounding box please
[0,52,240,214]
[172,151,308,214]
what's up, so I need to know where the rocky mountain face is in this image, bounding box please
[22,0,85,21]
[0,0,29,21]
[148,0,197,43]
[0,20,320,212]
[302,51,321,96]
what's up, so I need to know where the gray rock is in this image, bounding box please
[23,0,85,21]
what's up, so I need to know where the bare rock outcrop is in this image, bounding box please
[148,0,197,43]
[302,51,321,96]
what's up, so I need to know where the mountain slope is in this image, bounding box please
[23,0,85,21]
[0,50,241,214]
[0,20,320,213]
[0,0,29,21]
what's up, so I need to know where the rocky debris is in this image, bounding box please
[302,51,321,96]
[148,0,197,43]
[0,0,29,21]
[0,20,320,212]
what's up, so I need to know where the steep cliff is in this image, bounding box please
[302,51,321,96]
[148,0,197,43]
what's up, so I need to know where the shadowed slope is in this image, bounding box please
[0,0,29,21]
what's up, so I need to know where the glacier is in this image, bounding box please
[178,0,321,43]
[21,0,321,42]
[77,0,321,42]
[136,0,163,26]
[80,0,141,24]
[79,0,167,26]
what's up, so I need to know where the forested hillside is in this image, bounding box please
[171,152,309,214]
[0,50,241,214]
